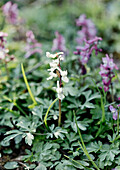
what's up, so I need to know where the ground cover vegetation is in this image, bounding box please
[0,0,120,169]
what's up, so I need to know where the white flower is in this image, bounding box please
[46,52,56,58]
[60,70,69,83]
[47,70,57,80]
[55,81,65,100]
[49,58,59,68]
[0,51,5,59]
[46,52,64,58]
[59,55,64,61]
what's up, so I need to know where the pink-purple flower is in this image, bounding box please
[52,31,67,53]
[76,14,97,44]
[2,1,18,25]
[109,105,118,120]
[99,54,118,92]
[25,30,42,58]
[74,15,101,74]
[74,36,102,65]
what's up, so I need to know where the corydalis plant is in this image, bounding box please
[2,1,19,25]
[99,54,118,95]
[52,31,67,54]
[76,14,97,45]
[25,30,42,58]
[74,37,102,65]
[74,37,102,74]
[46,51,69,126]
[0,32,14,76]
[74,14,100,75]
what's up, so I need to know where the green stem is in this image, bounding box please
[0,16,5,30]
[111,83,114,102]
[112,135,120,143]
[3,96,28,117]
[78,140,85,153]
[14,102,27,117]
[101,95,105,122]
[74,111,100,170]
[117,108,120,135]
[115,71,120,83]
[58,99,61,126]
[0,106,19,116]
[5,61,9,78]
[44,98,58,129]
[92,79,105,123]
[64,155,92,170]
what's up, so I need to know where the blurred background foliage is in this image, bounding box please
[0,0,120,56]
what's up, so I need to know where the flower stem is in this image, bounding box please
[21,64,37,108]
[111,83,114,102]
[58,58,62,126]
[58,99,61,126]
[14,102,27,117]
[101,95,105,122]
[117,107,120,135]
[44,98,59,129]
[64,155,92,170]
[5,61,9,78]
[92,79,105,123]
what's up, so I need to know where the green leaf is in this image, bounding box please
[3,149,12,154]
[5,130,21,135]
[35,164,47,170]
[83,102,95,109]
[32,106,43,120]
[25,133,34,146]
[3,134,20,143]
[80,90,101,109]
[4,162,19,169]
[86,141,102,153]
[63,85,79,96]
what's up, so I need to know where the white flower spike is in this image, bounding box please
[46,51,69,100]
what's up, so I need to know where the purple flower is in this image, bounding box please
[109,105,118,120]
[76,14,97,44]
[2,1,18,25]
[25,30,42,58]
[52,31,67,53]
[102,54,118,70]
[99,54,118,92]
[74,15,102,75]
[74,36,102,65]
